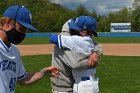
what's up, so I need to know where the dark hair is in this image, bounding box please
[70,29,80,36]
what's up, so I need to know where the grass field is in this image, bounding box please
[15,55,140,93]
[20,36,140,44]
[15,36,140,93]
[15,55,52,93]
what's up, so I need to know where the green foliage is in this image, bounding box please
[108,8,130,23]
[97,15,109,32]
[0,0,76,32]
[132,6,140,32]
[76,4,89,16]
[0,0,140,32]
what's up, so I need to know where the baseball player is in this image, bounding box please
[50,16,100,93]
[50,16,103,93]
[0,5,59,93]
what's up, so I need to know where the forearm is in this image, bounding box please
[18,66,58,85]
[94,44,103,57]
[72,59,89,70]
[63,51,90,69]
[18,71,45,85]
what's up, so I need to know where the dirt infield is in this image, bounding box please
[16,44,140,56]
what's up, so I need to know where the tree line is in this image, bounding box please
[0,0,140,32]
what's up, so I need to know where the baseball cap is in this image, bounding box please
[3,5,38,32]
[68,16,98,36]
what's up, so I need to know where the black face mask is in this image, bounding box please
[6,27,26,44]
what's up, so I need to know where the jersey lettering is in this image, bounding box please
[9,77,16,92]
[0,60,16,73]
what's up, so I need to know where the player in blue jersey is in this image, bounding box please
[0,5,59,93]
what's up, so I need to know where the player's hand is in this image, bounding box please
[42,66,59,78]
[88,52,99,68]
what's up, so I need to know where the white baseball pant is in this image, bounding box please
[73,76,99,93]
[72,68,99,93]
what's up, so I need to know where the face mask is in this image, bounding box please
[6,27,26,44]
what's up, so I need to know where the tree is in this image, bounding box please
[131,0,140,32]
[91,8,97,19]
[97,15,109,32]
[132,6,140,32]
[76,5,88,16]
[133,0,140,8]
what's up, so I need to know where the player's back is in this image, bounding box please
[59,35,94,55]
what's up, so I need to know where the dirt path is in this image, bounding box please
[16,44,140,56]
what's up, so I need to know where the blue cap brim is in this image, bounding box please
[68,21,81,31]
[92,27,98,37]
[18,21,38,32]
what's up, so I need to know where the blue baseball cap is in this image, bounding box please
[3,5,38,32]
[68,16,98,36]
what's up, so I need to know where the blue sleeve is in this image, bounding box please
[50,34,59,44]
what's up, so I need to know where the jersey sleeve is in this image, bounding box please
[58,35,80,50]
[15,49,27,81]
[92,39,103,56]
[17,59,27,80]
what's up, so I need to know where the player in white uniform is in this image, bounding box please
[0,5,59,93]
[50,16,102,93]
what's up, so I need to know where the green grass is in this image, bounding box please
[20,36,140,45]
[15,55,52,93]
[97,56,140,93]
[20,37,51,45]
[15,55,140,93]
[94,37,140,43]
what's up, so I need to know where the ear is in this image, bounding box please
[5,18,13,27]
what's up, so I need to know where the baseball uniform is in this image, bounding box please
[51,19,102,93]
[0,38,27,93]
[50,34,99,93]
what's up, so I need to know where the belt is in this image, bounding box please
[81,76,90,81]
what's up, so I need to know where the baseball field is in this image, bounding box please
[15,37,140,93]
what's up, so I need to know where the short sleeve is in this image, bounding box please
[17,58,27,80]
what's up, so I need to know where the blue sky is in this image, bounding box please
[50,0,134,14]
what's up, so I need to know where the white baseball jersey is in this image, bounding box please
[57,35,96,78]
[57,35,94,56]
[0,39,27,93]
